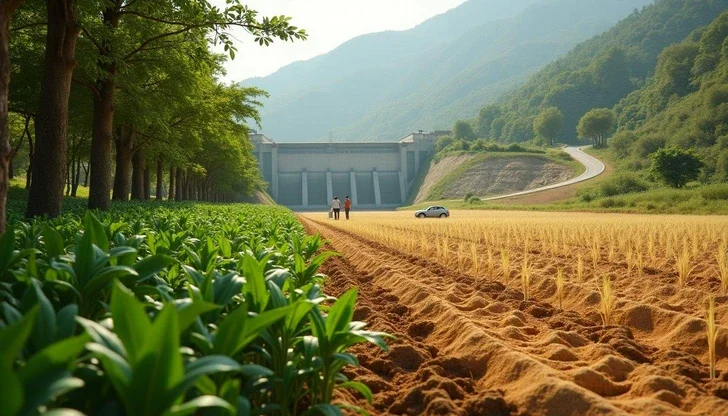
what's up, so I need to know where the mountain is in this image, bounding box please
[474,0,728,144]
[244,0,650,142]
[609,10,728,181]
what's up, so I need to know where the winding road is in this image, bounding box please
[476,145,605,201]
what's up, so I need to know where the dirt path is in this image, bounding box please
[301,216,728,416]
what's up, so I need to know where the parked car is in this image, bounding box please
[415,206,450,218]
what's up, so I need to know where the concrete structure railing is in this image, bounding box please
[251,132,438,209]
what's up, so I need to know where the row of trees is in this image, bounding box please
[443,105,615,152]
[0,0,306,233]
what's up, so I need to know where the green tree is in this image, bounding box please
[435,136,454,153]
[453,120,476,141]
[649,146,703,188]
[577,108,614,147]
[476,104,501,138]
[533,107,563,146]
[0,0,26,234]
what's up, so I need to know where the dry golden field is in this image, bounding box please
[299,210,728,415]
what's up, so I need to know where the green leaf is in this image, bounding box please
[130,303,183,416]
[338,381,373,404]
[21,279,57,351]
[0,306,38,364]
[82,265,138,300]
[110,280,151,364]
[0,226,15,276]
[18,333,90,385]
[84,212,109,252]
[163,395,235,416]
[133,255,176,281]
[176,301,220,334]
[240,253,269,313]
[0,368,23,416]
[326,289,357,338]
[213,304,294,357]
[42,226,65,258]
[56,304,78,340]
[85,342,132,395]
[165,355,243,405]
[20,369,84,416]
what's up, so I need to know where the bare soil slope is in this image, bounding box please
[414,154,574,204]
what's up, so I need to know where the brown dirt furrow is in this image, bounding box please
[301,216,728,416]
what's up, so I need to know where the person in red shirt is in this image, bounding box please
[344,196,352,220]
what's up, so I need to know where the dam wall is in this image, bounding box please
[252,132,437,209]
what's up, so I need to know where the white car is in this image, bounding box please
[415,206,450,218]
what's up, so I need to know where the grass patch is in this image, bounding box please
[401,182,728,215]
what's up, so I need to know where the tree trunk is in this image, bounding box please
[88,80,115,209]
[143,165,150,200]
[25,131,33,189]
[175,168,182,201]
[0,0,25,233]
[26,0,79,219]
[156,159,163,200]
[130,147,144,200]
[168,166,175,201]
[71,155,80,197]
[87,6,120,210]
[112,126,132,201]
[83,162,88,187]
[66,134,75,196]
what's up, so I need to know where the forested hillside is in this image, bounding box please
[610,10,728,181]
[248,0,650,142]
[471,0,728,144]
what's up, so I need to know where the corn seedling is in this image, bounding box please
[576,254,584,283]
[521,255,531,301]
[471,243,479,275]
[706,295,718,380]
[637,251,644,278]
[718,244,728,293]
[501,248,511,285]
[675,248,694,287]
[598,275,616,327]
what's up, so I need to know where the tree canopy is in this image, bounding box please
[533,107,564,146]
[649,146,703,187]
[577,108,614,148]
[0,0,307,230]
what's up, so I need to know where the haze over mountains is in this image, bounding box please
[243,0,653,142]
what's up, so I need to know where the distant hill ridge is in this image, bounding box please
[244,0,651,142]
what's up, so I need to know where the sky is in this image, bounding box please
[212,0,468,82]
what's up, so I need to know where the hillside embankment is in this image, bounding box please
[413,153,577,203]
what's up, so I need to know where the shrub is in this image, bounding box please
[464,192,475,202]
[649,146,704,188]
[599,173,650,197]
[467,195,482,204]
[699,183,728,200]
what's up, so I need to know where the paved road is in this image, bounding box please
[475,146,606,201]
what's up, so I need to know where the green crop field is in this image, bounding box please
[1,203,390,416]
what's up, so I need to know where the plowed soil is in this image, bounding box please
[299,212,728,416]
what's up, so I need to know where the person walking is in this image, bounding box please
[330,196,341,220]
[344,195,352,220]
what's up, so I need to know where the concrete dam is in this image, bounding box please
[252,132,437,209]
